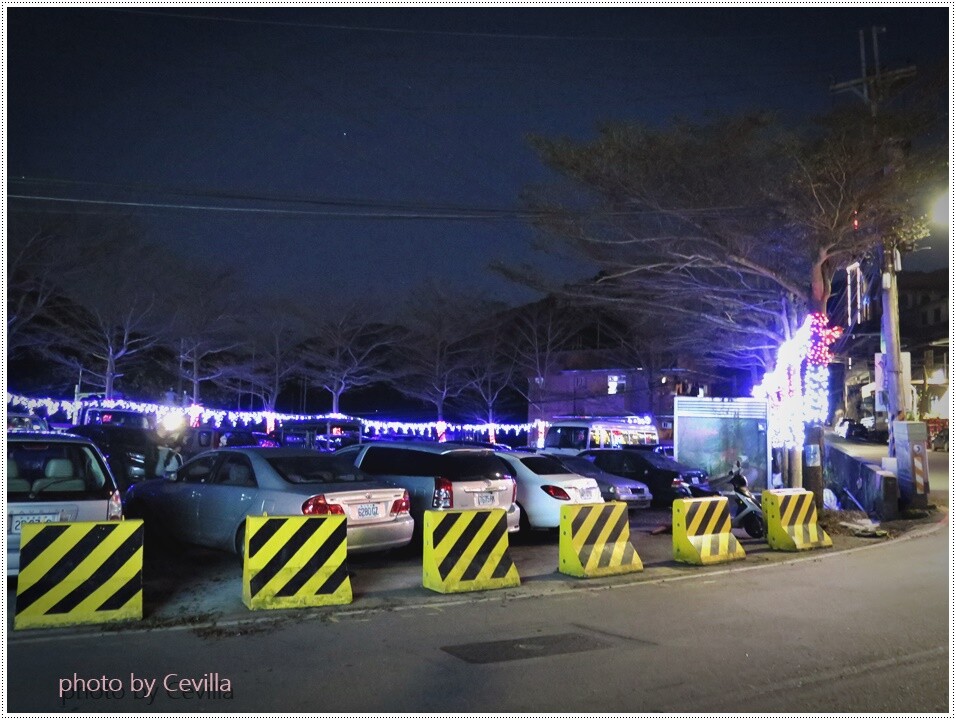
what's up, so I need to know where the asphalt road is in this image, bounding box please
[7,519,948,712]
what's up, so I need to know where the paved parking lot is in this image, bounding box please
[9,506,914,635]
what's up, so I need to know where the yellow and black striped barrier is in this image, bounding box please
[14,520,144,630]
[422,509,520,594]
[762,489,833,551]
[673,497,746,565]
[242,515,352,610]
[558,502,643,578]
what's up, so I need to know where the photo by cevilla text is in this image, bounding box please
[59,672,233,705]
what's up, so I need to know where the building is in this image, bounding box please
[831,266,949,429]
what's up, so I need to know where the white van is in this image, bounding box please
[541,417,659,456]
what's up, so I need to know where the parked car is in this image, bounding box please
[930,428,948,452]
[578,448,716,507]
[334,442,520,535]
[625,442,675,458]
[7,411,49,431]
[179,428,279,461]
[7,431,123,575]
[124,447,414,557]
[835,419,879,442]
[543,453,653,510]
[67,424,172,491]
[494,451,602,531]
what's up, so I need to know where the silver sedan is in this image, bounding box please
[545,453,653,510]
[124,447,414,556]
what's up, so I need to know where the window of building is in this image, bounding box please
[607,374,626,395]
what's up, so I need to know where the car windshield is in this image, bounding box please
[520,455,575,476]
[267,454,369,484]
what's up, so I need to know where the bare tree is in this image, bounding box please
[6,212,118,357]
[210,299,309,413]
[507,108,940,376]
[299,309,405,414]
[35,230,174,399]
[459,306,518,427]
[507,297,583,416]
[167,267,246,405]
[392,285,483,421]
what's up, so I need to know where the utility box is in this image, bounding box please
[893,421,930,509]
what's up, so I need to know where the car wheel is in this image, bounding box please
[517,503,533,535]
[235,523,246,566]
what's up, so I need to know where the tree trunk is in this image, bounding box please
[809,255,830,315]
[105,355,116,399]
[192,356,201,405]
[803,424,825,509]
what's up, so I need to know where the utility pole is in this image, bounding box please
[830,27,915,457]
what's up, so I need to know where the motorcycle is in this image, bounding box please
[716,461,765,538]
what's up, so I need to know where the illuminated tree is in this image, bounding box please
[517,106,940,378]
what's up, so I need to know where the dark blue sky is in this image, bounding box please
[7,7,949,309]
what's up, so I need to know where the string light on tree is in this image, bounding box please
[752,312,842,447]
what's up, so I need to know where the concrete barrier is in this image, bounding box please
[422,509,520,594]
[558,502,643,578]
[672,497,745,566]
[242,516,352,610]
[15,520,144,629]
[763,489,833,551]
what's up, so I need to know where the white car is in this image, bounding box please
[7,431,124,575]
[494,451,603,531]
[334,442,521,536]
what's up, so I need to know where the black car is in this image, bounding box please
[67,425,167,491]
[578,448,716,507]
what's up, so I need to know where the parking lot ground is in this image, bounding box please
[7,503,946,638]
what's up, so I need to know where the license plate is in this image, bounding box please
[476,492,495,507]
[10,513,59,533]
[356,503,380,518]
[581,488,596,501]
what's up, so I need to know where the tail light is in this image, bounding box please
[510,478,517,505]
[671,478,685,488]
[390,490,411,516]
[541,485,571,501]
[433,477,453,509]
[301,495,345,515]
[108,490,123,520]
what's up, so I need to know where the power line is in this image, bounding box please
[104,8,606,41]
[7,182,756,221]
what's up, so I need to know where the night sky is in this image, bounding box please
[6,7,950,310]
